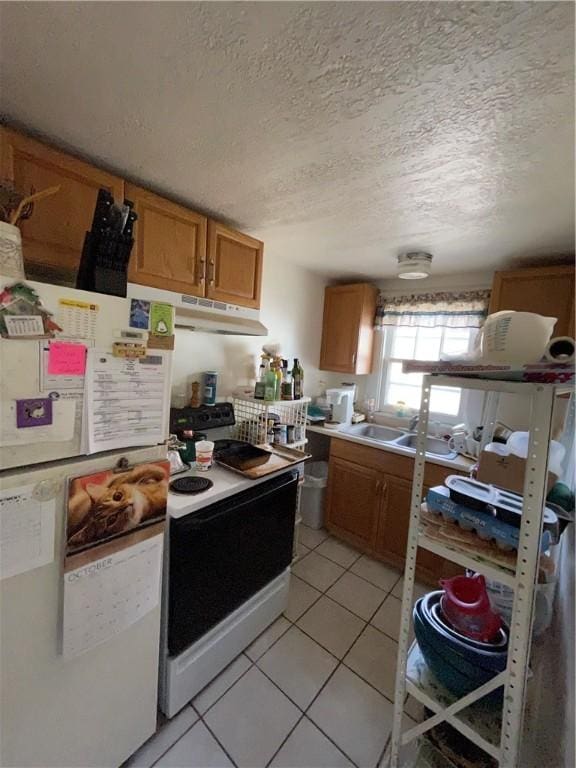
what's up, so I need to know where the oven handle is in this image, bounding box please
[182,474,297,528]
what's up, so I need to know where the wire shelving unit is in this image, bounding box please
[231,396,310,450]
[388,374,566,768]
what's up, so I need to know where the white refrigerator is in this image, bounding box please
[0,276,172,767]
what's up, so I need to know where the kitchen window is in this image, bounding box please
[377,325,480,419]
[372,289,491,422]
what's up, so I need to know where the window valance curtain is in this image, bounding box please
[375,289,491,329]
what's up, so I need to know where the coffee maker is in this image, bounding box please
[326,387,355,425]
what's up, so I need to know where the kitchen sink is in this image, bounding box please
[339,423,458,460]
[393,432,457,458]
[341,423,405,441]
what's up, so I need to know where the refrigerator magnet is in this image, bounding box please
[16,397,53,428]
[129,299,151,330]
[150,302,174,336]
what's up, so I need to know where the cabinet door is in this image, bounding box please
[0,128,124,285]
[325,458,381,549]
[319,284,376,374]
[206,221,263,308]
[126,184,207,296]
[375,475,445,581]
[489,265,575,337]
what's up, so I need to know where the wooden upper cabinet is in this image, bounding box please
[0,127,124,284]
[489,264,575,338]
[126,183,207,296]
[206,221,263,308]
[319,283,377,374]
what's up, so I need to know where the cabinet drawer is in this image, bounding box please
[329,438,463,486]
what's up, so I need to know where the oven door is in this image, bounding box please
[168,471,298,656]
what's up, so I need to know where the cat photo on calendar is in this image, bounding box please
[66,461,169,555]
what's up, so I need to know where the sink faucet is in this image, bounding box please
[409,414,419,432]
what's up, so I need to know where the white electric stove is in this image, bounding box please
[159,404,299,718]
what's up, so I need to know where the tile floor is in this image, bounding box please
[126,526,427,768]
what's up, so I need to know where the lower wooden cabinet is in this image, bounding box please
[325,438,463,585]
[325,458,381,550]
[373,474,453,583]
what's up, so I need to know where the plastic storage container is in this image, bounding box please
[439,573,502,642]
[300,461,329,529]
[480,311,556,363]
[485,577,556,637]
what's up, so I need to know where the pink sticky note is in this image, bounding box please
[47,341,87,376]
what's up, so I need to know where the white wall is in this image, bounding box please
[171,253,327,404]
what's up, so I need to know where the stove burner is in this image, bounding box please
[169,477,214,495]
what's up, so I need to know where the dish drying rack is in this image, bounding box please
[231,396,310,450]
[388,375,569,768]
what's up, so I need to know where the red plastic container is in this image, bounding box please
[439,573,502,643]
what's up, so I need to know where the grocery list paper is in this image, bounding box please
[84,350,169,453]
[47,341,87,376]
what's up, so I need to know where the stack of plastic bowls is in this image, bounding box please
[413,591,508,701]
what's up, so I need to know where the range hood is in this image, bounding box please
[126,283,268,336]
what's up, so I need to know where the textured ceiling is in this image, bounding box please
[1,2,574,278]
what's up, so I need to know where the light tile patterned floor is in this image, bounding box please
[126,527,427,768]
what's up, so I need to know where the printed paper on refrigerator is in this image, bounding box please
[0,484,56,580]
[84,350,169,453]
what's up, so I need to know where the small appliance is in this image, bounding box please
[326,387,355,425]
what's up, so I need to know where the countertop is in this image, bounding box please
[306,424,474,472]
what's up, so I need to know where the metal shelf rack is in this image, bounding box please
[389,375,563,768]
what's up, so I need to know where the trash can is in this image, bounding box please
[300,461,329,529]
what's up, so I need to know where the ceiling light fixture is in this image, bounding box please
[397,252,433,279]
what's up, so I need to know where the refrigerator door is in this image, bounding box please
[0,445,166,768]
[0,276,172,470]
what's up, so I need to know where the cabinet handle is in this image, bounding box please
[197,256,206,285]
[376,479,387,496]
[352,352,356,367]
[208,259,215,286]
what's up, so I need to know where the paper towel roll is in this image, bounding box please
[544,336,575,364]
